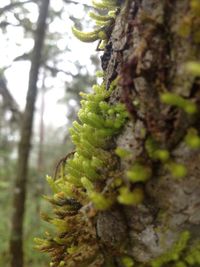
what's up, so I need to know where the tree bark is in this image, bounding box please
[37,0,200,266]
[97,0,200,265]
[9,1,50,267]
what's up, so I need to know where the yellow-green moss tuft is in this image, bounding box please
[35,81,128,266]
[151,231,191,267]
[72,0,120,45]
[160,93,197,114]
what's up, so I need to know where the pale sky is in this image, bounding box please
[0,0,99,130]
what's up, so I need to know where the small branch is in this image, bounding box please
[13,52,31,62]
[44,64,74,76]
[0,21,20,28]
[0,78,22,120]
[0,0,37,16]
[63,0,92,8]
[13,13,35,33]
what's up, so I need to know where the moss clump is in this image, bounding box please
[126,163,152,183]
[117,187,144,205]
[151,231,191,267]
[145,137,188,179]
[185,61,200,76]
[160,93,197,114]
[72,0,121,48]
[167,162,187,179]
[184,241,200,265]
[121,256,134,267]
[35,82,128,266]
[115,147,132,158]
[184,128,200,149]
[151,231,200,267]
[145,137,169,162]
[178,0,200,43]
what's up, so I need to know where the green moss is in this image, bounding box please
[145,137,169,162]
[178,1,200,42]
[89,192,113,210]
[150,232,200,267]
[184,241,200,265]
[92,0,119,9]
[190,0,200,14]
[59,261,65,266]
[59,82,128,202]
[72,27,106,43]
[185,61,200,76]
[89,11,112,22]
[36,81,128,266]
[96,70,104,77]
[121,256,134,267]
[72,0,120,45]
[167,162,187,179]
[126,163,151,183]
[115,147,132,158]
[185,128,200,148]
[117,187,144,205]
[151,231,191,267]
[160,93,197,114]
[36,1,200,265]
[173,262,187,267]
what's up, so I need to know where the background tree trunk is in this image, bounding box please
[97,0,200,265]
[9,1,50,267]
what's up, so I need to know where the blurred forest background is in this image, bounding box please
[0,0,100,266]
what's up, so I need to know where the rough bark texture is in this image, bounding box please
[36,1,200,266]
[98,0,200,265]
[9,1,49,267]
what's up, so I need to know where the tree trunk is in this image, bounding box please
[37,0,200,266]
[9,1,50,267]
[98,0,200,265]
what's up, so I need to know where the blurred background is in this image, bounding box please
[0,0,101,266]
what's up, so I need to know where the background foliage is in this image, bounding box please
[0,0,99,266]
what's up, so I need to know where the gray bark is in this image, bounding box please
[97,0,200,264]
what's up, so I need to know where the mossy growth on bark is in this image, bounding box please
[145,231,200,267]
[35,81,130,266]
[36,0,200,266]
